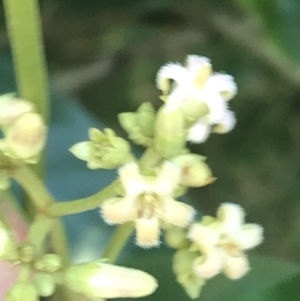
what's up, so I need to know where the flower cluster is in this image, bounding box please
[0,54,264,301]
[156,55,237,143]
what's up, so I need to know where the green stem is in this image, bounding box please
[18,264,31,282]
[3,0,50,177]
[102,223,134,263]
[12,166,56,210]
[48,180,120,217]
[51,220,69,267]
[27,214,53,253]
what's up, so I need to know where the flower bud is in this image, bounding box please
[17,243,35,263]
[5,113,46,160]
[33,273,56,297]
[173,249,204,299]
[118,103,156,147]
[62,261,157,299]
[172,154,214,187]
[70,128,132,169]
[0,220,16,261]
[136,102,156,137]
[0,95,34,126]
[5,283,38,301]
[165,226,189,249]
[154,106,186,158]
[34,254,62,273]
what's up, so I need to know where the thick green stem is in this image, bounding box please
[102,223,134,263]
[51,220,69,267]
[12,166,56,210]
[3,0,50,177]
[48,180,120,217]
[27,214,53,253]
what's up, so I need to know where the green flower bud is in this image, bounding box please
[136,102,156,137]
[0,94,35,126]
[154,106,186,158]
[118,103,156,147]
[5,113,46,161]
[173,248,204,299]
[33,273,56,297]
[17,243,34,263]
[172,154,214,187]
[62,261,157,299]
[70,128,132,169]
[165,226,189,249]
[5,283,38,301]
[0,220,16,261]
[34,254,62,273]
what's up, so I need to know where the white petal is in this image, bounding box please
[188,223,219,247]
[153,162,181,195]
[217,203,245,233]
[213,109,236,134]
[235,224,264,250]
[186,54,211,79]
[119,163,147,197]
[161,198,195,227]
[201,90,228,123]
[156,63,188,94]
[135,217,160,248]
[206,73,237,101]
[101,197,135,224]
[187,122,211,143]
[223,254,250,280]
[193,250,222,279]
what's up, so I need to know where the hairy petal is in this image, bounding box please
[162,198,195,227]
[153,162,181,196]
[217,203,245,233]
[119,163,147,197]
[206,73,237,101]
[187,122,211,143]
[135,217,160,248]
[193,250,222,279]
[101,198,135,224]
[156,63,189,94]
[223,254,250,280]
[235,224,264,250]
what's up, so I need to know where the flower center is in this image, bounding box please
[136,192,160,219]
[218,235,242,257]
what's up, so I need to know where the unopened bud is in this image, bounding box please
[172,154,214,187]
[70,128,132,169]
[118,103,156,147]
[17,243,34,263]
[0,95,34,126]
[5,283,38,301]
[34,254,62,273]
[63,261,157,299]
[154,106,186,158]
[173,248,204,299]
[33,273,56,297]
[165,226,189,249]
[0,220,16,261]
[6,113,46,160]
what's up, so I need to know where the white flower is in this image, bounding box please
[156,55,237,143]
[188,203,263,280]
[101,162,195,248]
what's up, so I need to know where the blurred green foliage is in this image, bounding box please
[3,0,300,300]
